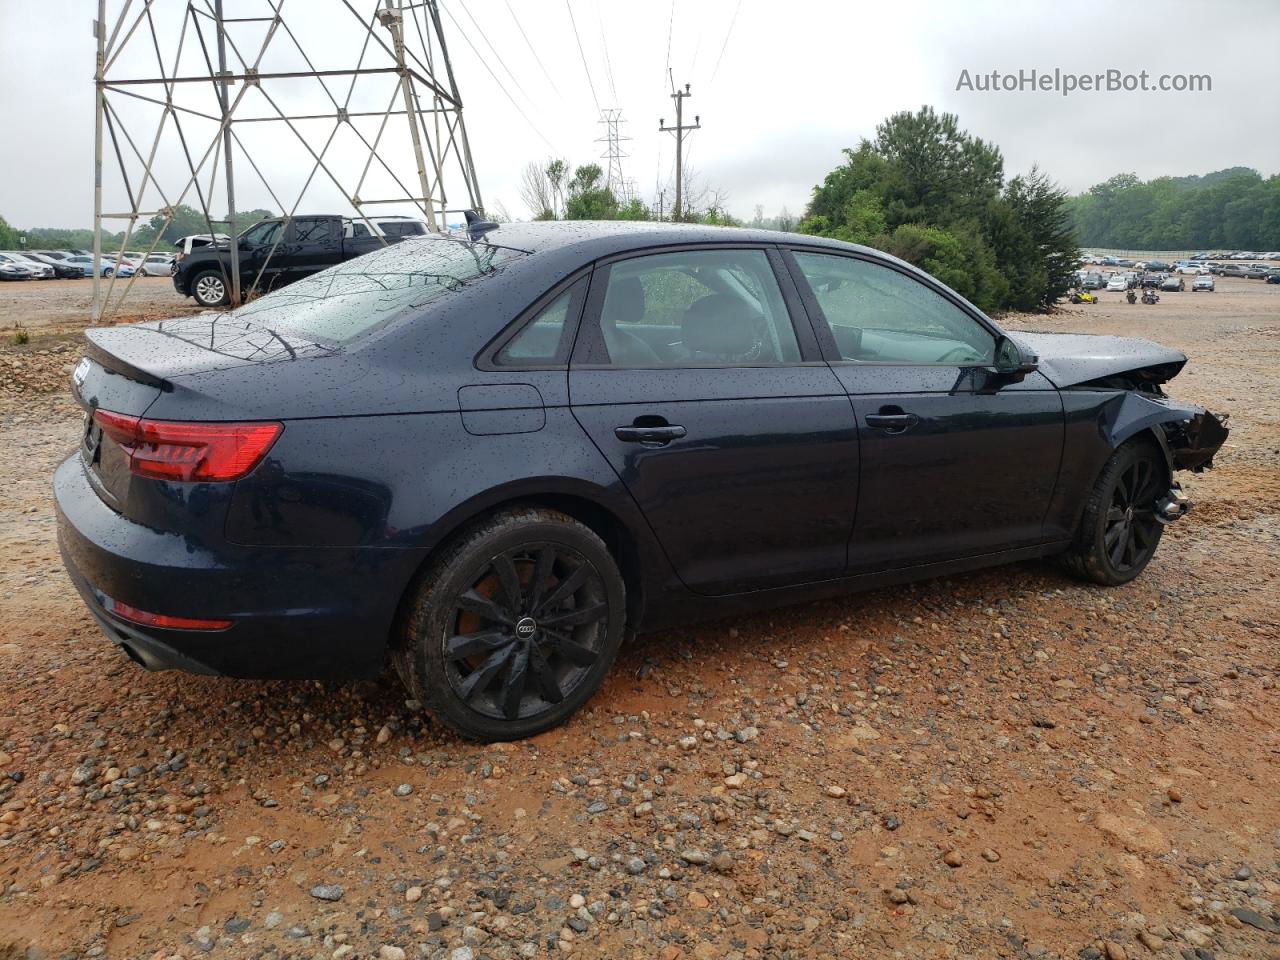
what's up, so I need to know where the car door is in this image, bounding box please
[281,216,343,281]
[568,246,859,596]
[785,248,1064,574]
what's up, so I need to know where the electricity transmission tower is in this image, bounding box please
[90,0,483,320]
[659,83,699,221]
[596,108,630,196]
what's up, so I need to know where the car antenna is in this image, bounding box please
[464,209,500,241]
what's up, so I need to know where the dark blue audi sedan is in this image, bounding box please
[56,220,1227,740]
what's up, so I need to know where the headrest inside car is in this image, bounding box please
[682,295,757,357]
[603,276,646,328]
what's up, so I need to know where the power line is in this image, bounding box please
[503,0,561,96]
[597,5,618,105]
[710,0,743,82]
[663,0,675,93]
[439,3,560,154]
[456,0,533,112]
[564,0,600,114]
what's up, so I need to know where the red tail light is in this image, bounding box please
[107,598,232,631]
[93,409,282,482]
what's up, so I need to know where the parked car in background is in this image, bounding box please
[0,255,41,280]
[55,220,1230,740]
[1141,273,1164,288]
[1175,262,1207,275]
[174,234,231,257]
[0,252,54,279]
[1242,265,1273,279]
[1143,260,1172,272]
[1215,264,1248,278]
[1123,272,1140,288]
[1265,271,1280,284]
[1192,275,1215,292]
[1081,272,1105,290]
[173,214,430,306]
[1106,275,1128,292]
[65,256,135,278]
[18,252,83,278]
[1160,275,1186,292]
[139,253,175,277]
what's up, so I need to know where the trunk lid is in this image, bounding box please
[72,318,331,512]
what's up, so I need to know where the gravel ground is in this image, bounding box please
[0,275,199,336]
[0,279,1277,959]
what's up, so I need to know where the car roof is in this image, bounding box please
[475,220,863,259]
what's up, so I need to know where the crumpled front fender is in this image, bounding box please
[1098,391,1228,473]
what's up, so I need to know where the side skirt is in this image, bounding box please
[636,541,1072,634]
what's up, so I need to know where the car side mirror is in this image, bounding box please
[993,335,1038,380]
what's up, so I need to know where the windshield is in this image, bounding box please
[230,236,526,343]
[239,221,282,246]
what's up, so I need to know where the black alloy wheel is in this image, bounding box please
[1101,456,1164,574]
[396,507,626,741]
[443,543,609,721]
[1062,439,1168,586]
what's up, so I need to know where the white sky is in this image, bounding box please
[1,0,1278,229]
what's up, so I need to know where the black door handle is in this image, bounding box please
[615,424,687,446]
[865,413,919,434]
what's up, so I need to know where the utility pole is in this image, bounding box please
[657,189,665,222]
[213,0,241,306]
[659,83,700,221]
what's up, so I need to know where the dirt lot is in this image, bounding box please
[0,276,198,336]
[0,278,1277,960]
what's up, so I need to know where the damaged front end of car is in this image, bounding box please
[1090,389,1229,524]
[1012,330,1230,524]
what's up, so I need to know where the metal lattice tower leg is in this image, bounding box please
[90,0,483,321]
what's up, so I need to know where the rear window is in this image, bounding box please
[381,221,427,238]
[229,236,526,343]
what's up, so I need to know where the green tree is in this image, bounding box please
[799,107,1077,312]
[546,159,568,219]
[616,197,653,221]
[564,164,619,220]
[1065,167,1280,249]
[0,215,19,248]
[872,106,1004,227]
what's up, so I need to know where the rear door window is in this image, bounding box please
[587,249,801,367]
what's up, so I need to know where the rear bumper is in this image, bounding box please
[54,452,422,680]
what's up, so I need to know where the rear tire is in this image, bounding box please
[394,507,626,741]
[1061,439,1168,586]
[191,270,230,307]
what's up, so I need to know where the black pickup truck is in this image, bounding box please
[172,214,429,307]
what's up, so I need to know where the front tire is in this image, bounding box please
[395,507,626,741]
[1062,439,1168,585]
[191,270,230,307]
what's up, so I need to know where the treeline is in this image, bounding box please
[519,160,738,226]
[0,205,275,253]
[798,107,1078,313]
[1066,168,1280,250]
